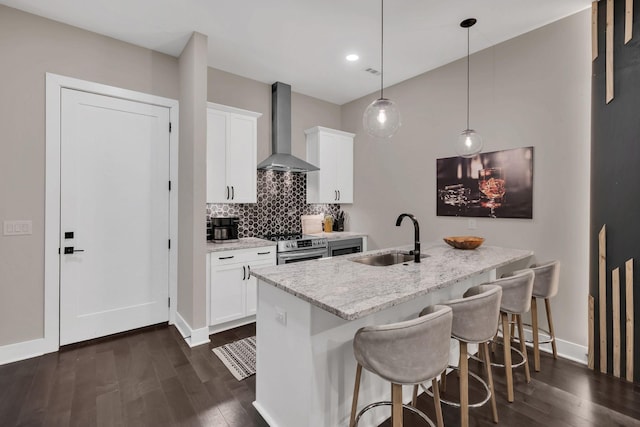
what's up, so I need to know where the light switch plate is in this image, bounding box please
[3,220,32,236]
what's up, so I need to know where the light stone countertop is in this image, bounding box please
[251,242,533,320]
[306,231,367,241]
[206,237,276,253]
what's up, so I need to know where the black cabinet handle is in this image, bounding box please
[242,265,246,280]
[226,186,230,200]
[334,190,337,201]
[257,251,271,255]
[219,255,234,260]
[231,186,235,200]
[337,190,341,201]
[63,247,84,254]
[247,265,251,279]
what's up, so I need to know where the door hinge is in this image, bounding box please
[169,122,172,133]
[168,239,171,249]
[168,180,172,191]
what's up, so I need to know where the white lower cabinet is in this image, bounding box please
[209,246,276,331]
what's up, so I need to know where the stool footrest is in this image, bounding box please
[489,340,527,369]
[354,401,436,427]
[423,365,491,409]
[517,323,555,345]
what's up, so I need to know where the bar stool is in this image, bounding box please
[491,269,534,402]
[419,284,502,427]
[349,305,453,427]
[518,261,560,372]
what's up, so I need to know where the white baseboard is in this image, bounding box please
[175,311,211,348]
[520,326,588,365]
[209,316,256,335]
[0,338,50,365]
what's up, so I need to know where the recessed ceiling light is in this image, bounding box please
[346,54,359,62]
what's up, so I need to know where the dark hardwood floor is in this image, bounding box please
[1,323,639,427]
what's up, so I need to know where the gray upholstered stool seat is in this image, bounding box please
[349,305,453,427]
[491,269,535,402]
[420,284,502,427]
[516,261,560,372]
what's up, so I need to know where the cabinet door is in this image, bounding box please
[334,134,353,203]
[317,133,340,203]
[206,108,229,203]
[210,262,246,325]
[226,113,257,203]
[245,258,276,315]
[306,127,354,204]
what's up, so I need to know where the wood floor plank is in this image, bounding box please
[160,376,202,427]
[0,358,40,426]
[16,353,58,426]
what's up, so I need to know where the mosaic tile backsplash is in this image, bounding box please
[207,170,340,238]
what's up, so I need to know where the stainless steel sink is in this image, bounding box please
[351,251,428,266]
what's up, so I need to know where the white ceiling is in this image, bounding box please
[1,0,591,105]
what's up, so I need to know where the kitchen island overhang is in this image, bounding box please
[251,243,533,427]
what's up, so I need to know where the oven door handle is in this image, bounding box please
[278,249,327,261]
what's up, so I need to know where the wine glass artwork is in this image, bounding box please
[478,167,505,218]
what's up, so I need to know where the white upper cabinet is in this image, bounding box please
[305,126,355,204]
[207,103,262,203]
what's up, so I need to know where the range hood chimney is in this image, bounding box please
[257,82,320,173]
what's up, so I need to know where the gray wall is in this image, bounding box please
[177,32,208,330]
[0,5,179,346]
[341,11,591,351]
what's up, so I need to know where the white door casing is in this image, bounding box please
[59,88,169,345]
[45,74,179,353]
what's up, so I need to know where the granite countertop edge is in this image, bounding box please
[207,237,276,252]
[252,243,533,320]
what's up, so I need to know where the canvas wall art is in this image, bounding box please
[436,147,533,219]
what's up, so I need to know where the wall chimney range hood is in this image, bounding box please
[257,82,319,173]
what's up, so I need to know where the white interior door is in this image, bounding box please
[59,88,170,345]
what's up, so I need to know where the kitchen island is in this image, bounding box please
[251,243,532,427]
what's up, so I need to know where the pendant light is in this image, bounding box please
[455,18,483,158]
[363,0,401,139]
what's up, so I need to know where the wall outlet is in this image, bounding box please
[275,307,287,326]
[467,219,477,230]
[3,220,32,236]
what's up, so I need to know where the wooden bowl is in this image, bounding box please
[443,236,485,250]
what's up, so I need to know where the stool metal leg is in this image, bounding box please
[531,297,541,371]
[350,364,362,427]
[545,298,558,359]
[516,314,531,383]
[501,312,514,402]
[392,383,403,427]
[481,342,499,423]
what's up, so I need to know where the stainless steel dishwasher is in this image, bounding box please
[327,237,363,257]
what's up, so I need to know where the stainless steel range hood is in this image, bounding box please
[257,82,319,173]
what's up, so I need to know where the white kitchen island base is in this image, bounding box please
[253,270,494,427]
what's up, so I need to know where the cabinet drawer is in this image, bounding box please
[211,246,276,266]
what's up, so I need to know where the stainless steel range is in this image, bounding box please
[263,233,328,264]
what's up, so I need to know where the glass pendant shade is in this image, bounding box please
[363,97,401,139]
[455,128,483,158]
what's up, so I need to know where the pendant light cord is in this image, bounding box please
[466,25,470,130]
[380,0,384,99]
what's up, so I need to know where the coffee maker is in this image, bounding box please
[207,217,239,242]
